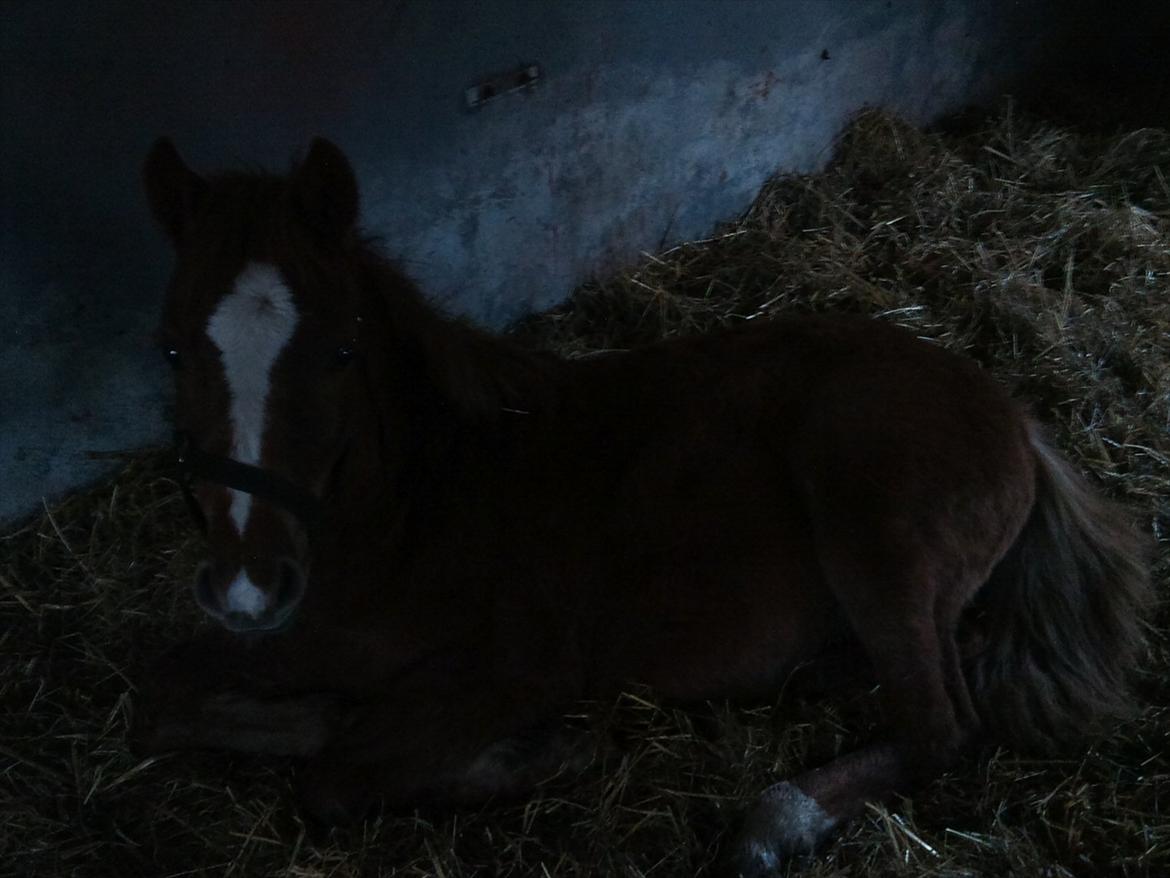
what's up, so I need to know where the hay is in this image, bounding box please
[3,101,1167,877]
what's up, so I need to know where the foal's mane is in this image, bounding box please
[348,237,560,425]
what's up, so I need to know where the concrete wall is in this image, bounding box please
[2,0,1061,524]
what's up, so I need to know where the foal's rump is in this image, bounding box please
[782,314,1038,598]
[765,315,1148,752]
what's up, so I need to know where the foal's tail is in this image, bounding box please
[966,423,1152,751]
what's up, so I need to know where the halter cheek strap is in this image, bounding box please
[174,431,322,532]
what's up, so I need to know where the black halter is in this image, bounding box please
[173,431,322,533]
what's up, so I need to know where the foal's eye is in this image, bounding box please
[333,346,356,367]
[163,348,182,369]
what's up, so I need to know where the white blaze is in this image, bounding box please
[206,261,299,534]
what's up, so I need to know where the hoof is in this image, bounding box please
[732,781,839,877]
[454,725,595,802]
[296,760,377,827]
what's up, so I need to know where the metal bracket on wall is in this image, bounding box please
[464,64,542,110]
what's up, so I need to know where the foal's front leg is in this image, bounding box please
[295,660,579,824]
[135,623,398,756]
[144,689,344,757]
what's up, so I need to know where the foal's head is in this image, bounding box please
[144,138,370,632]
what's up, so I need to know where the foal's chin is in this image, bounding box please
[218,603,301,636]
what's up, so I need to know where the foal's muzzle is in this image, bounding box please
[193,555,307,632]
[172,431,321,632]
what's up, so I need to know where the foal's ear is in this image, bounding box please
[292,138,359,240]
[143,138,208,244]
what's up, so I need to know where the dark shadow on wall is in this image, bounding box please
[1022,0,1170,128]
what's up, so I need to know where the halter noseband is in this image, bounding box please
[174,431,322,533]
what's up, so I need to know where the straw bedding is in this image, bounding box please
[2,102,1167,877]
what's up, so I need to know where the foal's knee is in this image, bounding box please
[890,693,970,786]
[450,725,594,804]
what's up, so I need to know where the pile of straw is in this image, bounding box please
[3,102,1166,876]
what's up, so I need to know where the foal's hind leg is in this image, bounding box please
[735,553,980,875]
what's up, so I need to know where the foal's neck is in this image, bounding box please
[364,251,559,421]
[317,251,559,533]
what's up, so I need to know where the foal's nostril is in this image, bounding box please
[193,561,217,614]
[274,556,306,611]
